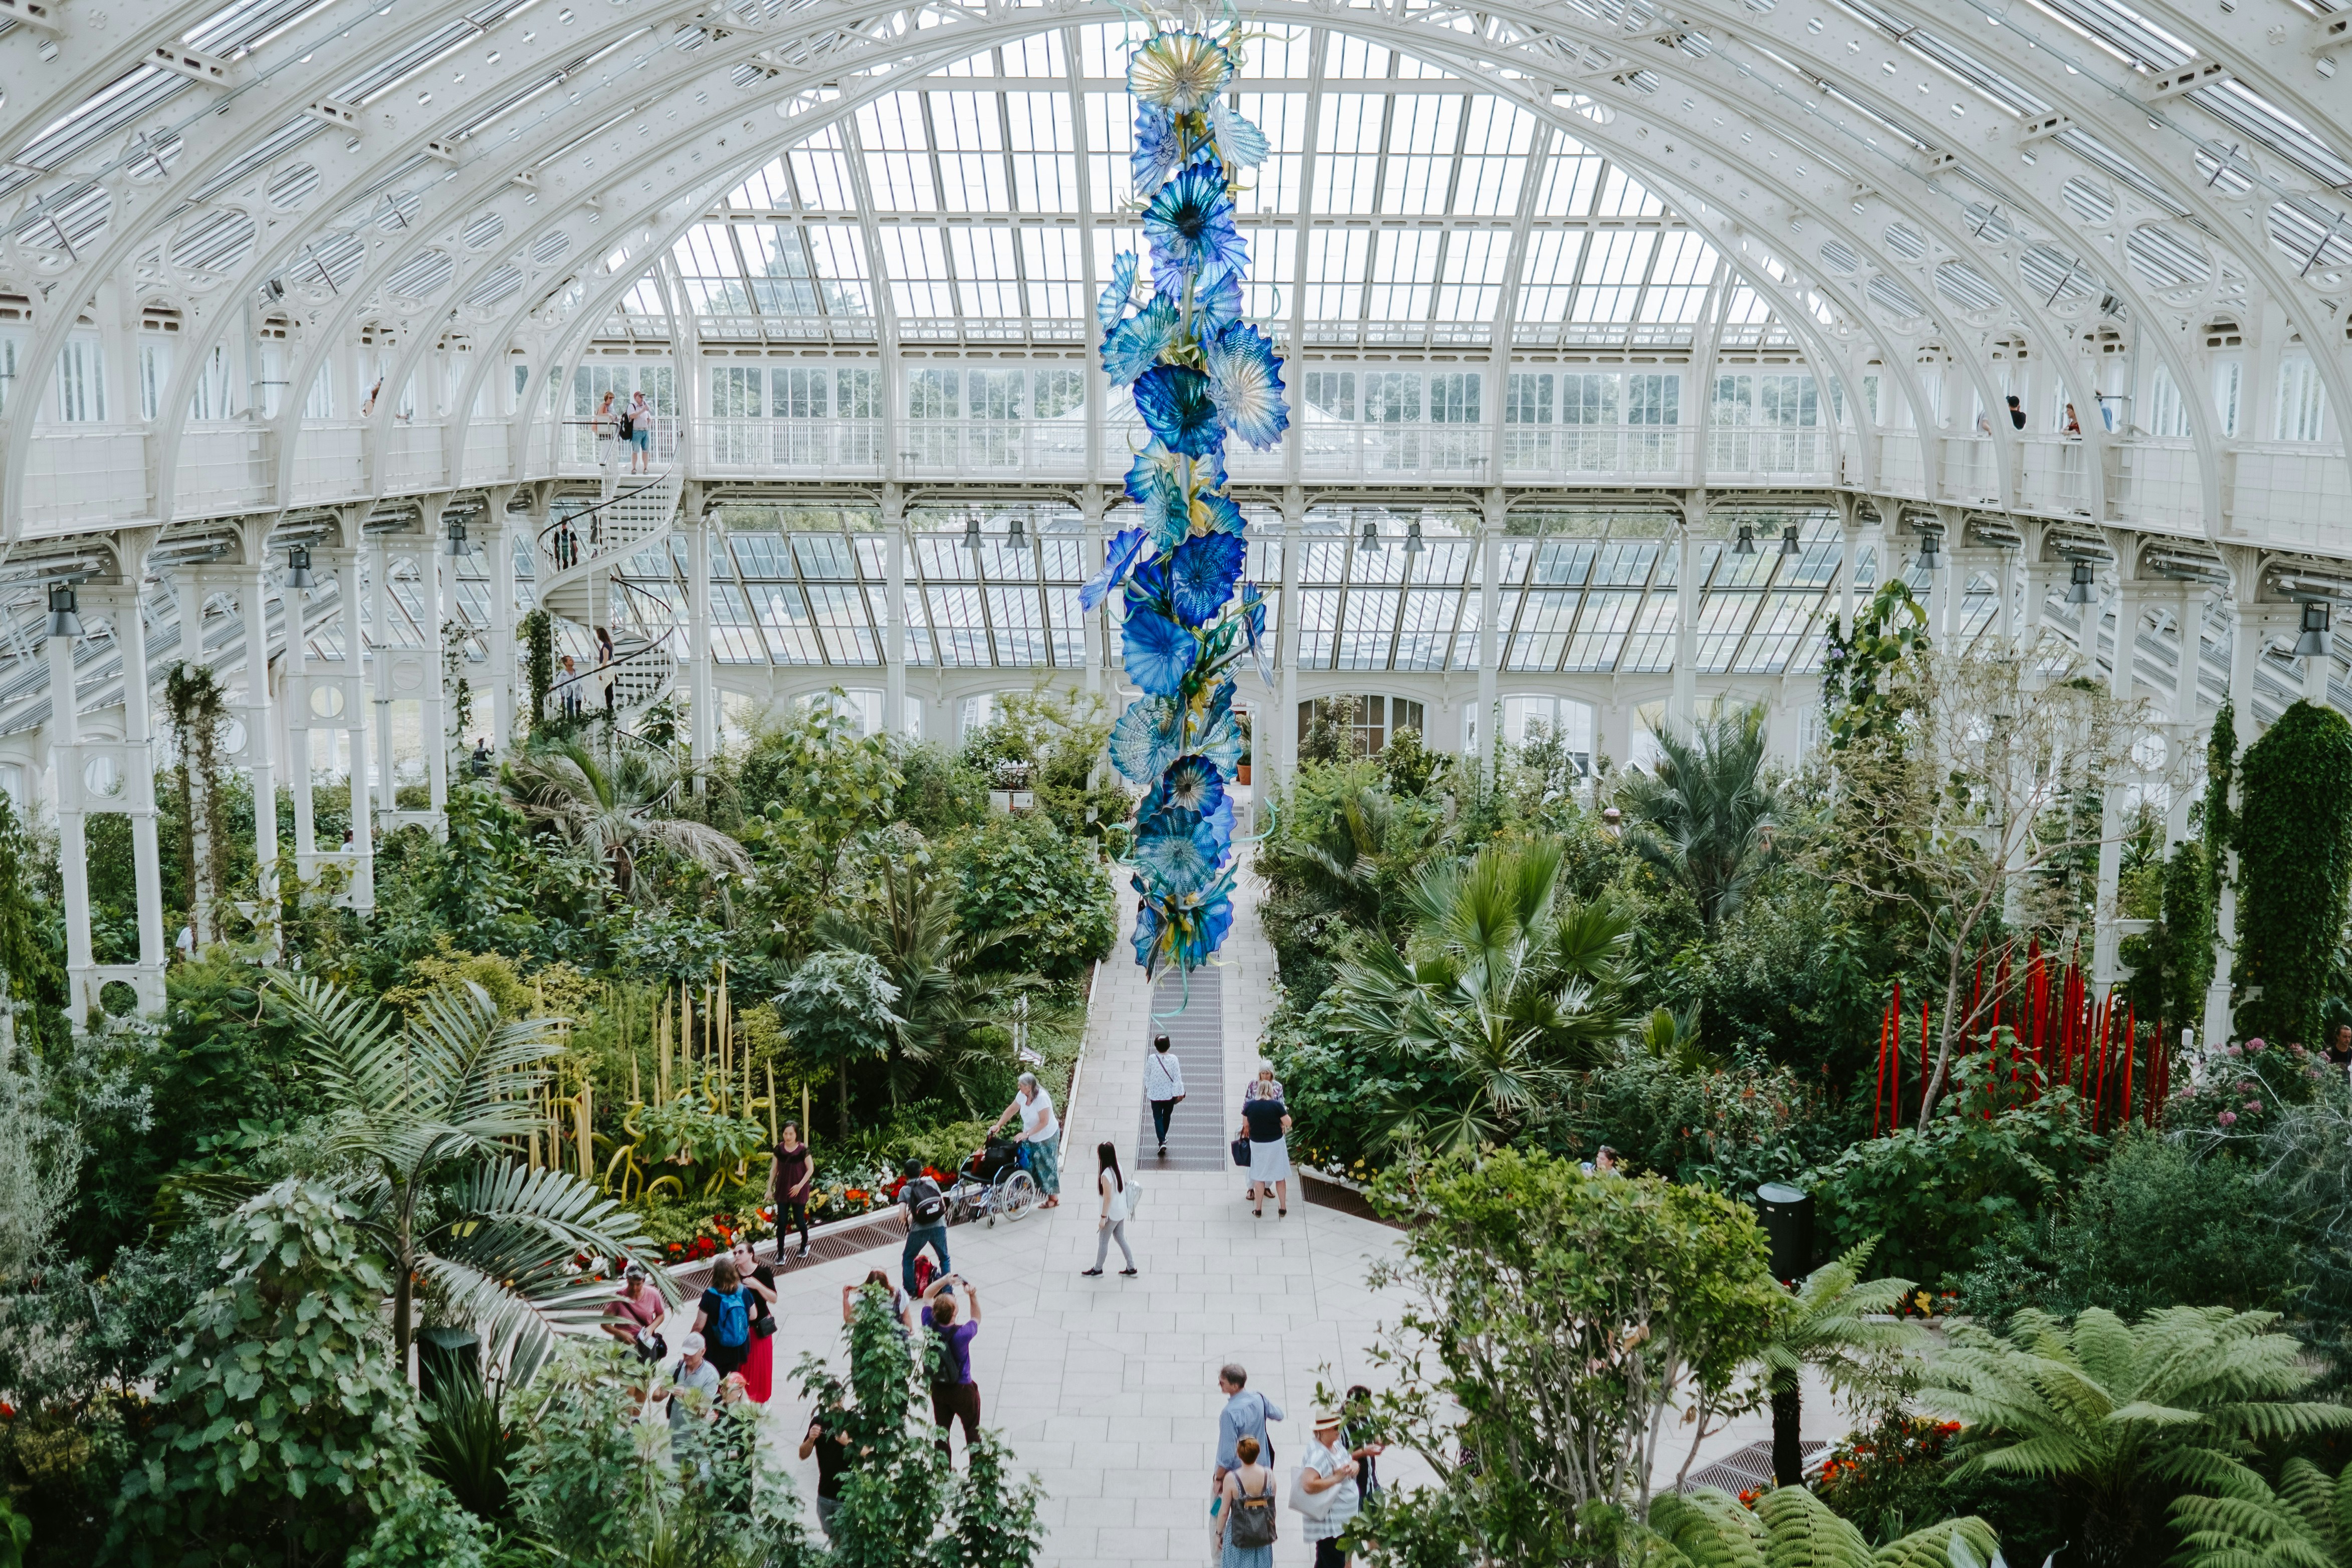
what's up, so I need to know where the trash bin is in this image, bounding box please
[418,1325,481,1403]
[1754,1182,1814,1286]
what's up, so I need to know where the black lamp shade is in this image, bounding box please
[1358,520,1381,552]
[1780,523,1802,557]
[1403,520,1424,556]
[2296,600,2331,658]
[445,517,469,557]
[45,583,81,640]
[2066,560,2094,604]
[1733,523,1756,556]
[287,544,316,589]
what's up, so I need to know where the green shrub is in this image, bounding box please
[947,813,1113,981]
[1953,1133,2297,1325]
[2235,700,2352,1046]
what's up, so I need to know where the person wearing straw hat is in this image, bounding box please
[1294,1409,1362,1568]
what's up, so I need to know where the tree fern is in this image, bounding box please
[1870,1516,1999,1568]
[1753,1487,1879,1568]
[2171,1456,2352,1568]
[1920,1305,2352,1562]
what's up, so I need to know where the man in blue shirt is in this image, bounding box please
[1211,1363,1284,1494]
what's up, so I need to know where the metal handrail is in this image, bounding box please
[534,468,678,565]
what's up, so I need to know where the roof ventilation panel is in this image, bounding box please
[149,44,230,87]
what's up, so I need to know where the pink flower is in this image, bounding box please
[2226,1045,2244,1056]
[2245,1099,2264,1113]
[2218,1110,2238,1126]
[2248,1038,2268,1052]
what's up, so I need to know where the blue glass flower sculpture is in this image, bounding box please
[1088,23,1289,980]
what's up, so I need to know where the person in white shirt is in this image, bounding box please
[1144,1033,1186,1157]
[983,1071,1061,1207]
[1298,1410,1363,1568]
[1079,1140,1136,1278]
[627,389,653,472]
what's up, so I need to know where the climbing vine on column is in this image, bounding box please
[2234,700,2352,1045]
[164,662,230,946]
[522,609,553,735]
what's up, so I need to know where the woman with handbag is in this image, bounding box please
[1294,1410,1363,1568]
[1080,1141,1138,1277]
[727,1241,779,1402]
[1213,1434,1278,1567]
[1238,1066,1294,1218]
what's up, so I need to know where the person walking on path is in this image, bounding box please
[665,1331,720,1430]
[1081,1141,1138,1277]
[766,1121,814,1259]
[1298,1410,1364,1568]
[1240,1066,1294,1218]
[1212,1364,1284,1494]
[1240,1067,1284,1201]
[691,1255,757,1382]
[627,388,654,472]
[1213,1434,1278,1568]
[896,1157,952,1296]
[1144,1033,1186,1156]
[598,1261,664,1354]
[800,1395,851,1542]
[905,1274,982,1462]
[983,1072,1061,1208]
[727,1241,778,1404]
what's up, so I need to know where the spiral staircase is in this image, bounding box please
[533,469,683,722]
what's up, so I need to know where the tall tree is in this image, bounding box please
[503,734,749,904]
[770,949,902,1141]
[1615,701,1780,934]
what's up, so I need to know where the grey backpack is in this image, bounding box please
[1229,1471,1278,1549]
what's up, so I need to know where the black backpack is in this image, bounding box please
[615,407,633,438]
[907,1176,947,1226]
[1229,1470,1277,1548]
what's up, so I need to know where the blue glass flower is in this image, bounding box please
[1133,813,1230,895]
[1188,677,1245,775]
[1205,322,1290,451]
[1208,100,1270,169]
[1133,108,1182,196]
[1143,163,1246,284]
[1123,446,1191,552]
[1237,583,1272,688]
[1134,365,1222,459]
[1143,754,1232,835]
[1133,873,1237,978]
[1096,251,1139,335]
[1081,526,1150,613]
[1125,553,1170,616]
[1194,492,1246,537]
[1110,695,1185,785]
[1123,608,1197,697]
[1101,296,1178,387]
[1169,531,1246,627]
[1190,270,1245,338]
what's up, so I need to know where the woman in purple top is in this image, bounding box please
[904,1273,982,1461]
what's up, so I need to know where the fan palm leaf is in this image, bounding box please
[1920,1306,2352,1562]
[503,734,747,903]
[1615,702,1779,933]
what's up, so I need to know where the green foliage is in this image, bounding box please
[798,1283,1044,1568]
[1807,1073,2104,1287]
[2235,700,2352,1045]
[2122,839,2217,1032]
[1952,1134,2297,1324]
[1255,766,1443,1005]
[415,1374,519,1526]
[1807,1416,1970,1548]
[1562,1041,1831,1194]
[266,973,670,1375]
[1819,579,1931,753]
[2170,1453,2352,1568]
[1321,837,1640,1153]
[1349,1152,1786,1562]
[1615,703,1781,934]
[0,791,57,1007]
[957,686,1125,840]
[738,699,902,897]
[1377,724,1444,797]
[2204,701,2238,875]
[2198,1078,2352,1387]
[164,661,233,944]
[113,1179,421,1566]
[629,1094,770,1195]
[947,813,1114,981]
[1920,1305,2352,1565]
[523,609,555,734]
[1645,1483,1997,1568]
[1664,865,1885,1085]
[894,740,991,839]
[772,949,903,1139]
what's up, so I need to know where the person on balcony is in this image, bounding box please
[596,626,615,714]
[628,389,655,474]
[595,390,617,467]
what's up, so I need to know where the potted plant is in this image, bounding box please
[1236,710,1253,786]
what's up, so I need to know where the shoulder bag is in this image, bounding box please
[1289,1453,1343,1523]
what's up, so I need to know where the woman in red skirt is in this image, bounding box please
[729,1240,780,1403]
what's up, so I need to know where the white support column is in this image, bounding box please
[323,546,374,911]
[243,561,279,950]
[414,500,450,818]
[111,585,166,1000]
[174,572,206,673]
[1836,496,1861,635]
[2147,583,2204,850]
[2092,575,2137,990]
[1079,485,1104,702]
[1277,489,1304,783]
[2305,604,2333,706]
[370,534,394,831]
[689,509,717,767]
[1477,490,1503,763]
[1996,547,2019,649]
[488,490,519,752]
[883,486,908,735]
[1671,501,1700,729]
[287,546,316,882]
[49,612,95,1025]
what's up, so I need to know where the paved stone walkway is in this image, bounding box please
[710,844,1842,1565]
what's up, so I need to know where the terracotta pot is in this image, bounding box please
[1236,763,1252,785]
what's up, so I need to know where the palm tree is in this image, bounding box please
[1615,702,1779,933]
[268,974,672,1377]
[1647,1485,1999,1568]
[1325,836,1638,1154]
[503,734,749,903]
[1755,1239,1927,1487]
[814,853,1040,1113]
[2171,1454,2352,1567]
[1259,781,1440,935]
[1919,1305,2352,1565]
